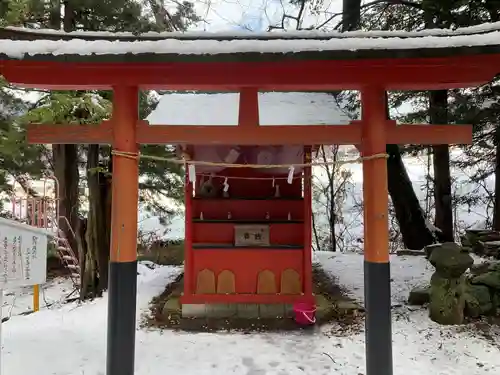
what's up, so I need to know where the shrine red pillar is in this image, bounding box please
[360,86,393,375]
[184,175,194,296]
[107,86,140,375]
[303,146,313,298]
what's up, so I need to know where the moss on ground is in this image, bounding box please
[143,265,362,333]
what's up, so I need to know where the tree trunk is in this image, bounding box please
[312,210,321,251]
[320,146,337,252]
[429,91,454,241]
[48,0,79,251]
[383,91,439,249]
[49,0,60,29]
[387,144,441,249]
[148,0,175,31]
[493,124,500,230]
[78,144,112,299]
[421,0,453,241]
[53,144,80,256]
[342,0,361,31]
[63,0,75,32]
[75,217,90,298]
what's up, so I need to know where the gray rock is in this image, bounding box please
[469,262,492,276]
[424,243,442,259]
[477,241,500,258]
[162,297,181,320]
[464,284,492,318]
[335,300,360,315]
[408,286,430,306]
[488,262,500,272]
[460,234,471,247]
[471,271,500,290]
[464,229,500,258]
[492,293,500,310]
[397,249,426,256]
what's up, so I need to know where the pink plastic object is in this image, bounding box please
[293,302,316,325]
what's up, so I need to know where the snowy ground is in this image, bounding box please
[1,277,75,319]
[315,251,484,306]
[1,254,499,375]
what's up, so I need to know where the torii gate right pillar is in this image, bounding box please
[360,86,393,375]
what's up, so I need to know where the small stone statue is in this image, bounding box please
[427,242,473,325]
[199,174,217,198]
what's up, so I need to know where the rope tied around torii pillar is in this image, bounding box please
[111,149,389,169]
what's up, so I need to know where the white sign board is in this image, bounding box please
[0,217,48,288]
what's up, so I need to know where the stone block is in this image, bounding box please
[284,304,294,318]
[162,297,181,320]
[408,286,430,305]
[182,303,206,318]
[206,303,237,318]
[464,284,493,318]
[335,300,360,315]
[236,304,259,318]
[472,271,500,290]
[259,304,285,318]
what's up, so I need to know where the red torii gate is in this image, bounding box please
[1,24,500,375]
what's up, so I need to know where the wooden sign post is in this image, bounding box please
[0,217,48,374]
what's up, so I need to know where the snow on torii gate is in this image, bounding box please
[1,24,500,375]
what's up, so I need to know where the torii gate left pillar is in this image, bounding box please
[107,86,140,375]
[361,86,392,375]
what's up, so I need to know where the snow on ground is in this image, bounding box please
[2,277,75,318]
[315,251,435,305]
[2,263,183,375]
[315,251,485,306]
[317,251,500,374]
[1,255,499,375]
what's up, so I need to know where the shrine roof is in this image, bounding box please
[0,22,500,63]
[147,92,351,126]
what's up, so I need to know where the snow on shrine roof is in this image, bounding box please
[3,21,500,40]
[0,22,500,62]
[147,92,351,126]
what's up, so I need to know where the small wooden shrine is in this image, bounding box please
[184,151,311,310]
[147,92,350,314]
